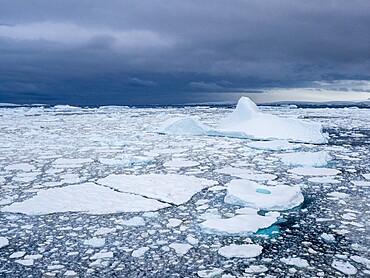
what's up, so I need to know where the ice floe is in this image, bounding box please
[276,151,331,167]
[1,183,169,215]
[169,243,192,255]
[224,179,304,211]
[200,210,279,236]
[280,257,309,268]
[332,260,357,275]
[288,167,341,176]
[218,244,263,258]
[0,237,9,248]
[246,139,300,151]
[97,174,217,205]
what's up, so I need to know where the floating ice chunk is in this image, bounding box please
[244,265,268,273]
[52,158,93,168]
[0,237,9,248]
[350,255,370,268]
[24,254,43,260]
[247,140,300,151]
[217,97,328,144]
[218,244,263,258]
[158,117,211,136]
[118,217,145,226]
[132,247,149,257]
[327,192,349,199]
[237,173,277,181]
[99,156,153,167]
[84,238,105,248]
[351,180,370,187]
[320,233,335,242]
[200,210,279,236]
[197,268,223,278]
[5,163,35,172]
[94,227,116,236]
[215,167,253,176]
[64,270,78,276]
[9,251,26,259]
[169,243,192,255]
[363,173,370,180]
[288,167,341,176]
[167,218,182,228]
[97,174,217,205]
[332,260,357,275]
[15,259,34,266]
[308,177,340,184]
[2,183,169,215]
[186,235,198,245]
[163,160,200,168]
[280,257,309,268]
[277,151,331,167]
[224,179,304,211]
[90,251,113,260]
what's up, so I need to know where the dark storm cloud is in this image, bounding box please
[0,0,369,104]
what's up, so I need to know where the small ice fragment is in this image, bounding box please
[132,247,149,258]
[288,167,340,176]
[169,243,192,255]
[90,251,113,260]
[332,260,357,275]
[84,238,106,248]
[218,244,263,258]
[9,251,26,259]
[320,233,336,242]
[118,217,145,226]
[197,268,223,278]
[244,265,268,273]
[15,259,34,266]
[280,257,309,268]
[0,237,9,248]
[167,218,182,228]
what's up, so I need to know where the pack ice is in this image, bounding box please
[158,97,327,143]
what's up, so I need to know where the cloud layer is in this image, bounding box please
[0,0,369,104]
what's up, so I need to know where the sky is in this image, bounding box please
[0,0,369,105]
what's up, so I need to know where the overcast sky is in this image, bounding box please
[0,0,369,105]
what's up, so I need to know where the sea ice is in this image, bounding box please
[84,238,106,248]
[5,163,36,172]
[132,247,149,258]
[200,210,279,236]
[280,257,309,268]
[217,97,327,143]
[169,243,192,255]
[331,260,357,275]
[163,160,200,168]
[218,244,263,258]
[288,167,341,176]
[224,179,304,211]
[246,139,300,151]
[97,174,217,205]
[276,151,331,167]
[1,183,169,215]
[0,237,9,248]
[362,173,370,180]
[157,117,211,136]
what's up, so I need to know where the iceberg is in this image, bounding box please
[217,97,328,143]
[157,97,328,144]
[224,179,304,211]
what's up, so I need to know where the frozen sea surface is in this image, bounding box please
[0,104,369,277]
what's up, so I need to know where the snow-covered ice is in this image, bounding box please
[0,237,9,248]
[288,167,341,176]
[332,260,357,275]
[276,151,331,167]
[97,174,216,205]
[1,183,169,215]
[218,244,263,258]
[224,179,304,211]
[280,257,309,268]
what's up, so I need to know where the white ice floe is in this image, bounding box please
[169,243,192,255]
[90,251,113,260]
[158,97,327,143]
[167,218,182,228]
[288,167,341,176]
[327,192,349,199]
[224,179,304,211]
[197,268,223,278]
[163,160,200,168]
[52,158,93,168]
[362,173,370,180]
[15,259,34,266]
[132,247,149,258]
[118,216,145,226]
[97,174,217,205]
[0,237,9,248]
[5,163,36,172]
[83,238,106,248]
[308,177,340,184]
[332,260,357,275]
[244,265,268,273]
[217,97,328,143]
[276,151,331,167]
[351,180,370,187]
[215,167,276,181]
[200,209,279,236]
[218,244,263,258]
[99,156,152,167]
[1,183,169,215]
[9,251,26,259]
[280,257,309,268]
[350,255,370,268]
[246,139,300,151]
[320,233,336,242]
